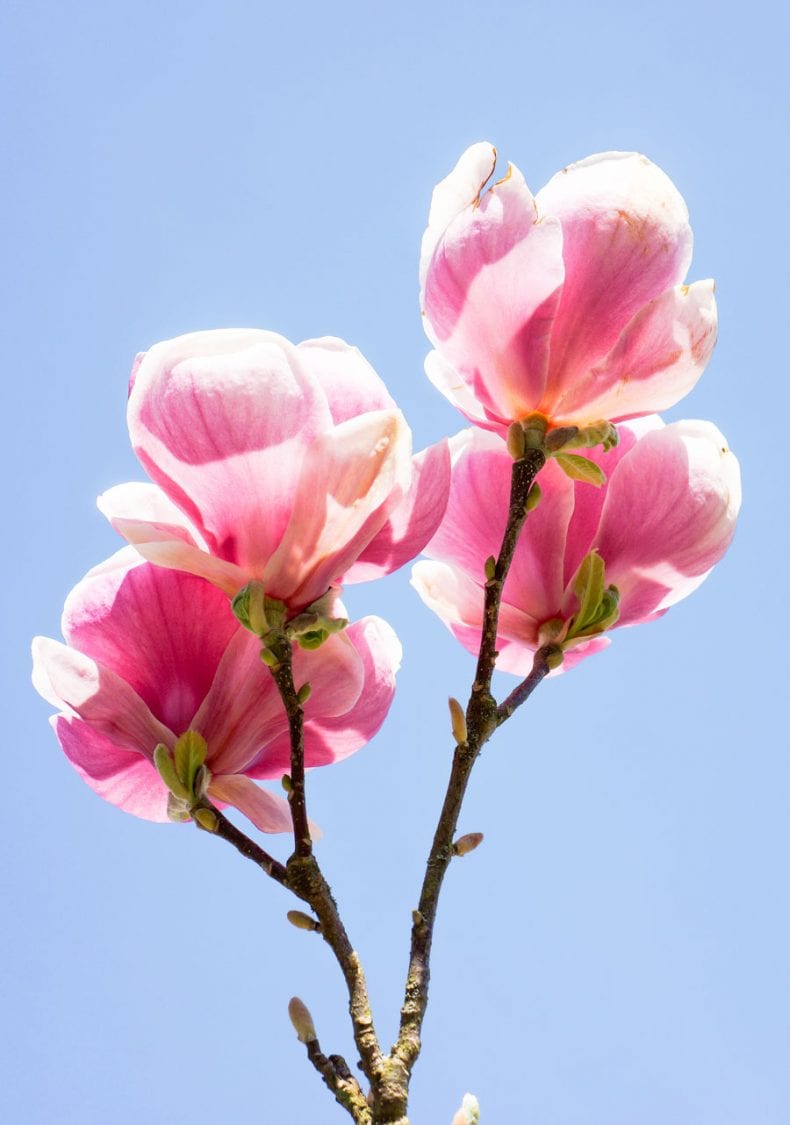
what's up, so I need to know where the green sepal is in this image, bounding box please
[555,453,607,487]
[173,730,208,794]
[561,420,619,453]
[573,551,606,633]
[154,744,191,801]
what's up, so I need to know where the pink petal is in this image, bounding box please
[549,281,717,425]
[419,142,498,291]
[423,162,564,429]
[97,482,205,548]
[199,629,364,777]
[594,420,741,622]
[297,336,396,421]
[207,775,293,834]
[52,715,170,822]
[33,637,173,756]
[248,616,402,776]
[128,329,332,574]
[344,439,451,582]
[537,152,693,401]
[60,555,240,735]
[263,410,412,607]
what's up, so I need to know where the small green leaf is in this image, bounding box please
[573,551,606,633]
[153,744,190,800]
[555,453,607,487]
[173,730,207,792]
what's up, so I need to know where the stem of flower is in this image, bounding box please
[268,641,385,1093]
[391,447,546,1099]
[192,797,289,886]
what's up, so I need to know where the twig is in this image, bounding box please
[394,448,545,1087]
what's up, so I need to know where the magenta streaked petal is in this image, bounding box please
[345,439,451,582]
[52,715,170,821]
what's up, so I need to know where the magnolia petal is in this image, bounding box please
[550,281,717,425]
[207,775,293,834]
[248,617,402,777]
[594,420,741,620]
[423,162,564,428]
[128,329,332,573]
[537,152,693,395]
[419,142,498,292]
[297,336,396,422]
[52,715,170,822]
[264,410,412,607]
[424,349,492,428]
[98,482,205,547]
[33,637,173,756]
[200,628,364,777]
[60,553,242,735]
[344,439,451,582]
[107,532,249,597]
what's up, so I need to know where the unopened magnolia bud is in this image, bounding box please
[193,807,219,833]
[484,556,497,581]
[506,421,526,460]
[288,996,317,1044]
[412,909,423,927]
[451,1092,480,1125]
[525,481,542,511]
[448,697,468,745]
[287,909,321,933]
[296,682,312,705]
[453,832,484,857]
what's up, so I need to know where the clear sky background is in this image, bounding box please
[3,1,788,1122]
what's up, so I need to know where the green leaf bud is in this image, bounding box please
[544,425,579,452]
[281,773,293,793]
[193,807,219,833]
[525,481,542,512]
[166,792,191,822]
[260,646,281,668]
[484,555,497,581]
[506,421,526,460]
[296,682,312,706]
[521,412,548,450]
[173,729,208,792]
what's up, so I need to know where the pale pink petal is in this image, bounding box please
[419,142,498,291]
[297,336,396,421]
[550,281,717,425]
[594,420,741,621]
[97,482,205,547]
[344,439,451,582]
[424,349,491,428]
[61,556,240,735]
[128,329,332,573]
[264,410,412,607]
[52,715,170,822]
[33,637,173,755]
[537,152,693,398]
[207,775,293,834]
[423,163,564,428]
[108,532,249,597]
[198,629,364,777]
[411,559,541,659]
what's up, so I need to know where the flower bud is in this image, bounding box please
[288,996,317,1044]
[231,581,269,636]
[453,832,484,856]
[287,909,321,933]
[448,697,468,745]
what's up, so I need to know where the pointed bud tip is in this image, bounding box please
[288,996,317,1044]
[453,831,484,856]
[448,697,468,745]
[287,909,321,933]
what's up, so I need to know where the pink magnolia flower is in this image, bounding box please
[33,550,401,829]
[421,144,717,434]
[98,330,450,611]
[412,419,741,674]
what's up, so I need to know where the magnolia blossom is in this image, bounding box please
[421,143,717,434]
[412,419,741,674]
[33,550,401,829]
[99,330,450,611]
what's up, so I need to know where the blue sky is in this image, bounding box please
[3,0,788,1122]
